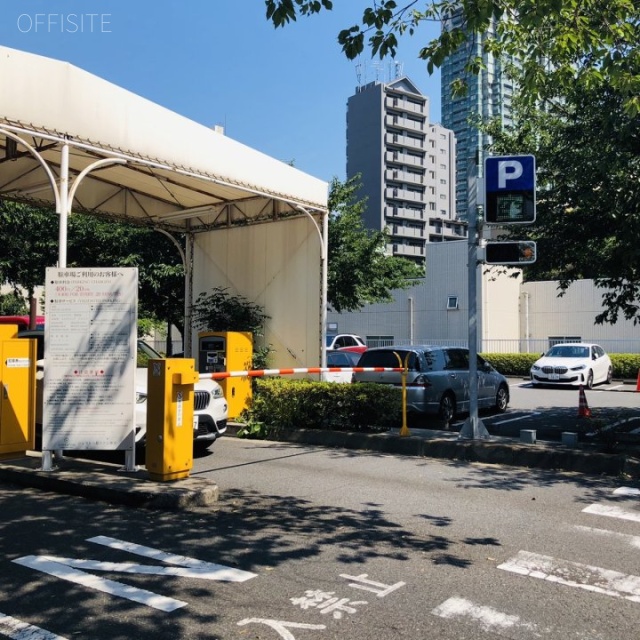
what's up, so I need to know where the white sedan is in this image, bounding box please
[530,343,613,388]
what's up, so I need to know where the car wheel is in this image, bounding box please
[585,370,594,389]
[495,385,509,413]
[606,366,613,385]
[438,392,456,423]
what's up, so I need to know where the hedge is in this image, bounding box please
[481,352,640,380]
[243,378,402,434]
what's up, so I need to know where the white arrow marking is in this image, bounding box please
[12,556,187,612]
[87,535,256,581]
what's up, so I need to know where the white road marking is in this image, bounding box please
[492,412,540,425]
[86,535,256,581]
[583,504,640,523]
[613,487,640,497]
[30,557,249,581]
[498,551,640,603]
[12,556,187,612]
[0,612,69,640]
[431,597,541,634]
[573,525,640,549]
[12,536,257,612]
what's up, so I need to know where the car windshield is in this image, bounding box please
[137,341,163,367]
[547,345,589,358]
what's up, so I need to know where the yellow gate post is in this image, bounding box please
[145,358,198,481]
[0,326,36,459]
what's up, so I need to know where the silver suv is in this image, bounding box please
[353,345,509,422]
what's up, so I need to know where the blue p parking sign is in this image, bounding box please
[485,155,536,224]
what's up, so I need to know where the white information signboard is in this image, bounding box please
[43,268,138,450]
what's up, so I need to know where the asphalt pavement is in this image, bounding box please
[1,416,639,510]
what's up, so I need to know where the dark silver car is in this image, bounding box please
[353,345,509,422]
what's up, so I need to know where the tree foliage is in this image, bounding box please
[327,176,424,312]
[191,287,270,334]
[484,83,640,324]
[265,0,640,114]
[0,201,59,318]
[0,200,186,333]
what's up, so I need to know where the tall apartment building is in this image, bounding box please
[346,77,465,264]
[441,10,516,218]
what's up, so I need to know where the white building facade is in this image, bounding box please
[327,242,640,354]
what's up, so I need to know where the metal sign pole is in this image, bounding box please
[459,171,490,440]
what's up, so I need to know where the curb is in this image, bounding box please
[0,453,219,509]
[227,424,640,479]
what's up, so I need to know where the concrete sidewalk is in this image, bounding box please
[1,425,639,511]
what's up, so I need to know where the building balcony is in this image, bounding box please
[385,187,424,202]
[385,114,424,133]
[385,151,423,168]
[390,242,425,257]
[385,96,424,115]
[385,169,424,185]
[391,225,425,239]
[385,133,424,151]
[385,206,425,221]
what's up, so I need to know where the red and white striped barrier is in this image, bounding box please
[200,367,403,381]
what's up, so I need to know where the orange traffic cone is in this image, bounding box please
[578,384,592,418]
[635,368,640,392]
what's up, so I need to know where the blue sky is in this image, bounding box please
[0,1,442,183]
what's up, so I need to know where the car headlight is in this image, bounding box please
[531,365,540,371]
[212,387,224,399]
[570,364,586,371]
[136,392,147,404]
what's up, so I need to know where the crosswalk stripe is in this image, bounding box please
[0,612,68,640]
[613,487,640,497]
[583,504,640,523]
[498,551,640,603]
[431,597,542,634]
[574,525,640,549]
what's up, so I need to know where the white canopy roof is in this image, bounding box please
[0,46,328,232]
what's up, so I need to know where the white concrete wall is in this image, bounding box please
[521,279,640,352]
[326,241,522,348]
[191,217,321,369]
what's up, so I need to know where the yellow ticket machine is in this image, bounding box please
[0,325,36,458]
[198,331,252,419]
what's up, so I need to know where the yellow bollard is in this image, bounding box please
[393,351,411,437]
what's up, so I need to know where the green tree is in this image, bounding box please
[0,201,58,326]
[0,291,28,315]
[0,200,186,340]
[191,287,270,334]
[265,0,640,114]
[484,83,640,324]
[327,176,423,312]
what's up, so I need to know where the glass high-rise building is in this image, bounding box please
[441,10,516,218]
